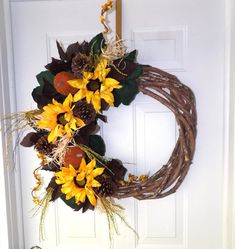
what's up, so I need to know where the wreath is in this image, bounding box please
[4,0,197,237]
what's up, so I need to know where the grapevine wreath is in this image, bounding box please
[6,0,197,236]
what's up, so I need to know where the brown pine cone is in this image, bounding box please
[96,177,117,197]
[34,135,55,155]
[71,53,91,77]
[73,100,96,124]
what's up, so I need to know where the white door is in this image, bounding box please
[10,0,225,248]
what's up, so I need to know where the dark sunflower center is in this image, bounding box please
[57,113,68,126]
[87,80,101,91]
[74,177,86,187]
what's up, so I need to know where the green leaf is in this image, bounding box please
[127,64,143,80]
[125,50,137,62]
[88,135,106,156]
[60,194,79,209]
[113,79,139,106]
[113,65,142,107]
[36,70,54,86]
[89,33,106,55]
[121,80,139,105]
[32,86,43,98]
[113,89,122,107]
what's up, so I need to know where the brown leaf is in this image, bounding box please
[20,132,40,147]
[106,159,127,181]
[97,114,107,123]
[56,41,67,61]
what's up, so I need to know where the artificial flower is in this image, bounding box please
[37,94,85,143]
[68,58,122,112]
[55,158,104,206]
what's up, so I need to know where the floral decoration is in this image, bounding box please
[18,30,142,212]
[55,159,104,206]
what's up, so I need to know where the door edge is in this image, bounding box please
[223,0,235,248]
[0,0,25,248]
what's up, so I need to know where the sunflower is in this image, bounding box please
[55,158,104,206]
[68,58,122,112]
[37,94,85,143]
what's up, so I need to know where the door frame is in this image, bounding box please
[0,0,24,248]
[223,0,235,248]
[0,0,234,248]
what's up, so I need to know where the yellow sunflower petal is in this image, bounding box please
[48,125,60,143]
[85,90,94,104]
[91,91,101,113]
[64,112,72,122]
[98,68,111,82]
[91,179,102,188]
[62,181,76,194]
[43,105,57,114]
[74,89,87,102]
[92,167,105,177]
[63,93,73,107]
[86,159,96,173]
[100,90,114,106]
[55,178,64,185]
[79,189,86,203]
[37,119,57,130]
[74,193,81,203]
[103,78,122,89]
[65,192,74,200]
[76,172,86,182]
[74,188,84,203]
[52,99,60,106]
[76,118,85,127]
[68,164,77,175]
[86,188,97,206]
[68,79,85,89]
[64,123,72,138]
[93,59,109,81]
[95,58,108,72]
[69,118,77,130]
[83,72,94,83]
[79,158,87,171]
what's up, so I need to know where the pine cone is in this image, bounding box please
[73,100,96,124]
[71,53,91,77]
[97,177,117,196]
[34,135,55,155]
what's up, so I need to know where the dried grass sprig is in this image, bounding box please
[51,136,71,166]
[0,110,42,167]
[32,188,53,241]
[101,38,127,62]
[78,144,108,165]
[98,197,138,248]
[78,144,115,175]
